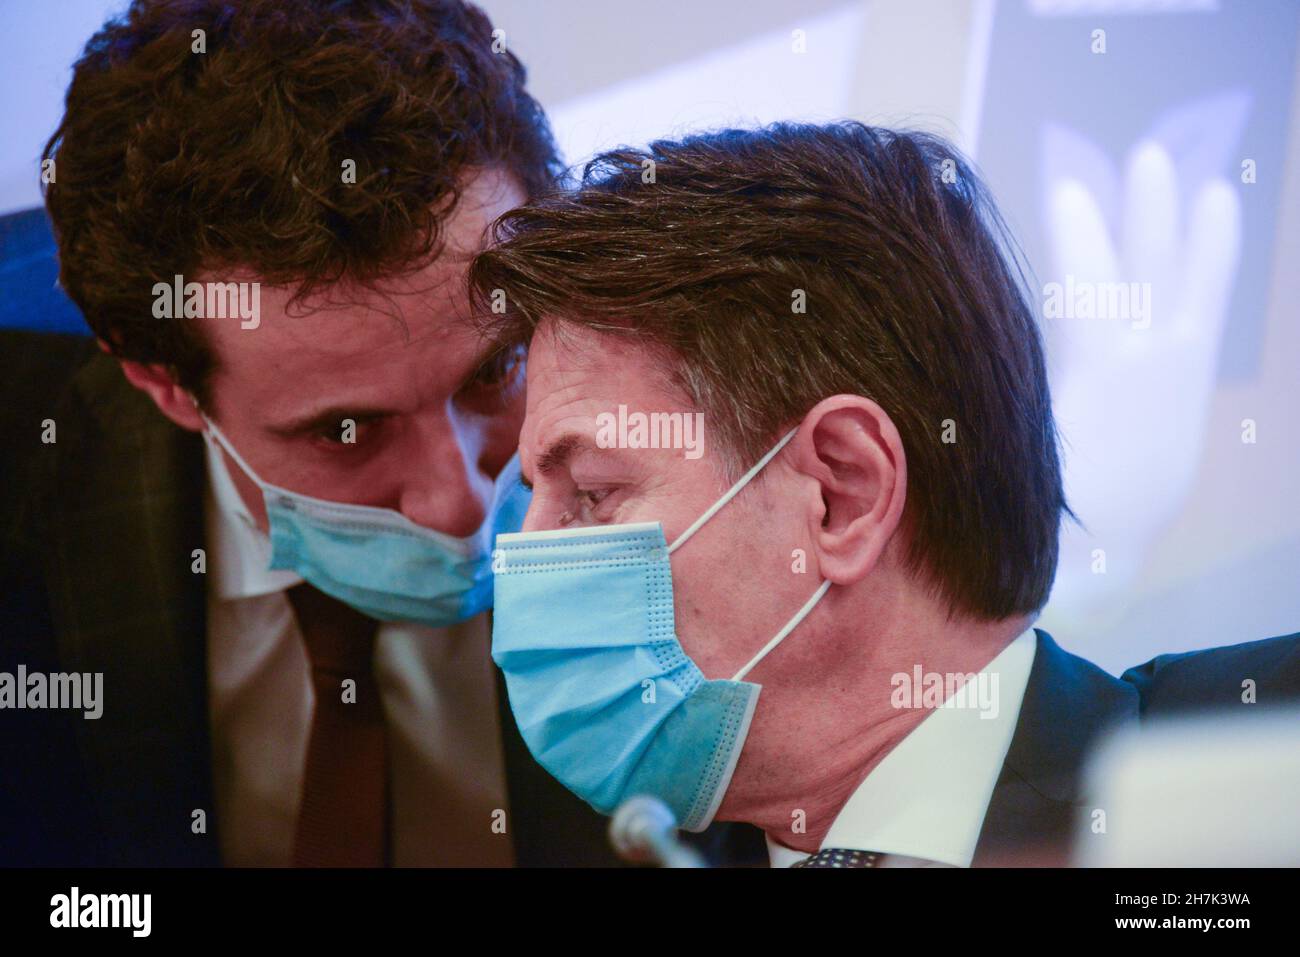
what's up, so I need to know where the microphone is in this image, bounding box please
[609,795,708,868]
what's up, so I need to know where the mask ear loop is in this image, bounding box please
[730,579,831,682]
[193,404,269,493]
[667,427,800,554]
[659,424,833,681]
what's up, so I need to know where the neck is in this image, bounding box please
[718,584,1033,852]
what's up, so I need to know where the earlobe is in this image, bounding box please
[118,359,206,432]
[795,396,907,585]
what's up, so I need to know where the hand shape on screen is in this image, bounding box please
[1045,138,1241,610]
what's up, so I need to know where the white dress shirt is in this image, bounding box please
[202,440,513,867]
[767,627,1038,868]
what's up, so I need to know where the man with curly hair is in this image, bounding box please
[0,0,758,868]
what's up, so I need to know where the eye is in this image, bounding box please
[310,417,377,448]
[572,487,620,523]
[314,426,348,445]
[460,345,525,405]
[577,488,611,509]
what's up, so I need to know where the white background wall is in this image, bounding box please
[3,0,1296,672]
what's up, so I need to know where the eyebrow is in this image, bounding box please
[536,433,594,476]
[267,339,507,438]
[267,406,395,438]
[520,432,597,489]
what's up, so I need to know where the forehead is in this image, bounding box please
[202,263,472,424]
[522,321,696,436]
[201,168,523,413]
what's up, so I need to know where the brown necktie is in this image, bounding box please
[287,583,390,867]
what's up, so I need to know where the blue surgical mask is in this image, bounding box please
[491,428,831,832]
[201,415,530,627]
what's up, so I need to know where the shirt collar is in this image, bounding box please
[203,431,303,600]
[767,627,1038,867]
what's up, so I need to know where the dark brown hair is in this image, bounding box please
[43,0,560,402]
[470,122,1070,620]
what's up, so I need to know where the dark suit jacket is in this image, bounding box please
[970,627,1299,865]
[0,330,763,867]
[2,330,1296,867]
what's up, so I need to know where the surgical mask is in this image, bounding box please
[201,414,531,627]
[491,428,831,831]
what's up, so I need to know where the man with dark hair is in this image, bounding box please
[471,122,1299,866]
[0,0,759,867]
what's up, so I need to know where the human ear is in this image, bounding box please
[118,358,206,432]
[787,395,907,585]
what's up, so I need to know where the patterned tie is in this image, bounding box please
[792,847,882,868]
[287,583,390,867]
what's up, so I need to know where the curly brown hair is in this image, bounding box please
[470,123,1070,621]
[42,0,561,402]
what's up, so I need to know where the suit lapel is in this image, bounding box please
[972,628,1138,865]
[39,353,218,865]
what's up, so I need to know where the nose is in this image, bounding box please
[396,411,492,538]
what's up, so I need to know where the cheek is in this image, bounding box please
[669,542,755,678]
[465,394,527,478]
[495,389,527,438]
[669,564,716,666]
[669,504,809,678]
